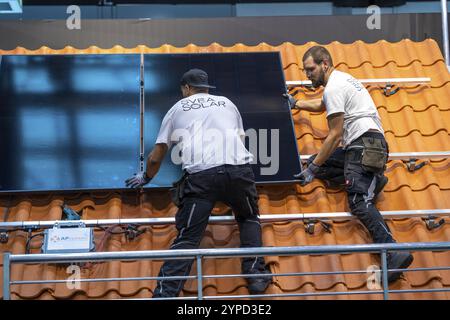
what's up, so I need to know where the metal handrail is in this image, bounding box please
[286,77,431,87]
[7,242,449,263]
[0,208,449,230]
[3,242,450,300]
[300,151,450,161]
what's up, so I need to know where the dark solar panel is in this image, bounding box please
[143,52,301,187]
[0,55,141,192]
[0,52,301,193]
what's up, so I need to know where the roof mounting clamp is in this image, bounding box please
[125,224,146,241]
[403,158,428,172]
[0,231,8,244]
[304,220,332,235]
[423,216,446,231]
[54,221,86,229]
[383,83,400,97]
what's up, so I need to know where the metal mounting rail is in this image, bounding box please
[300,151,450,162]
[286,77,431,87]
[0,209,449,230]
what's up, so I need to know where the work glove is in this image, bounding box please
[125,171,151,189]
[294,163,320,186]
[283,93,298,110]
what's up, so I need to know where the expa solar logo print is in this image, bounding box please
[181,97,227,111]
[169,121,280,176]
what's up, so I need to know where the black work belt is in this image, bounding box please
[187,163,251,175]
[171,164,252,207]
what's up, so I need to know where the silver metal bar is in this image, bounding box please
[8,242,450,264]
[287,77,431,87]
[7,270,384,285]
[139,53,145,172]
[388,151,450,160]
[10,274,195,285]
[381,250,389,301]
[1,208,449,231]
[442,0,450,69]
[204,290,384,300]
[12,265,450,286]
[126,288,450,300]
[389,288,450,294]
[147,296,197,301]
[197,255,203,300]
[389,266,450,273]
[14,266,447,285]
[377,209,450,219]
[300,151,450,161]
[203,269,369,279]
[3,252,11,300]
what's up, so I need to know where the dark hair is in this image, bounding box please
[302,46,334,66]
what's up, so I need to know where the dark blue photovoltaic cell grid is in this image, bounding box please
[0,55,141,192]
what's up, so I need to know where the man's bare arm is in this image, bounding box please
[145,143,168,179]
[311,113,344,166]
[294,99,326,113]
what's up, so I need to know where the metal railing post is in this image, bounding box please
[197,255,203,300]
[139,53,145,172]
[442,0,450,71]
[381,250,389,300]
[3,252,11,300]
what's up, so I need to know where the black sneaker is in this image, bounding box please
[373,175,388,203]
[246,270,273,295]
[387,251,414,283]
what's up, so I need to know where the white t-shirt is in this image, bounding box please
[322,70,384,147]
[155,93,254,173]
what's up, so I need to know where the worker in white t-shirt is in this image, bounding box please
[284,46,413,283]
[126,69,272,298]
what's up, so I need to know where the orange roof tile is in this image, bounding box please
[1,39,449,299]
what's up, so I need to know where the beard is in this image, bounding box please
[311,70,325,88]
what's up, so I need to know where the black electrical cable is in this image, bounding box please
[25,232,45,254]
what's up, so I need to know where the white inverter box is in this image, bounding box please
[43,222,95,254]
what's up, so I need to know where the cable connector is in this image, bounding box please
[403,158,428,172]
[125,224,145,241]
[383,84,400,97]
[304,220,332,235]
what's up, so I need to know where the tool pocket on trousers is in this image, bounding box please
[344,160,374,194]
[361,137,387,173]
